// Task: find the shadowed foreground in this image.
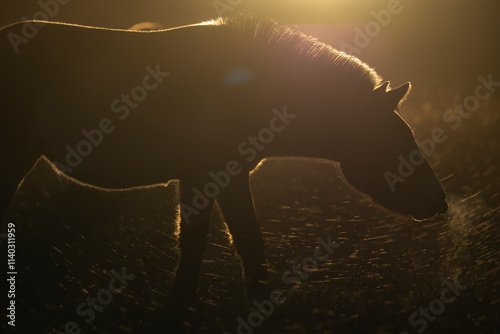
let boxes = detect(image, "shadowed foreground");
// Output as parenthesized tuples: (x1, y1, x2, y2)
(1, 150, 498, 333)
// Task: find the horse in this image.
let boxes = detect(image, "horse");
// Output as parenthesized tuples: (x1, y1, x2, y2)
(0, 15, 447, 307)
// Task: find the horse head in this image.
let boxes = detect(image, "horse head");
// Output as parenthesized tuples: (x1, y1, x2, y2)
(339, 82, 448, 220)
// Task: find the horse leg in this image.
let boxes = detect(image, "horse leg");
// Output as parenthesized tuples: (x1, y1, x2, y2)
(1, 156, 58, 224)
(172, 179, 213, 309)
(217, 174, 270, 302)
(0, 171, 28, 225)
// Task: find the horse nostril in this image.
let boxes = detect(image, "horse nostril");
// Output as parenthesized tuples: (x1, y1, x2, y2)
(436, 198, 448, 214)
(425, 195, 448, 216)
(434, 188, 448, 214)
(425, 178, 447, 203)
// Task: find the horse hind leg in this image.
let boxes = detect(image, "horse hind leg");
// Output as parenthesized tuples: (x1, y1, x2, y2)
(0, 156, 53, 224)
(0, 172, 26, 225)
(0, 159, 31, 222)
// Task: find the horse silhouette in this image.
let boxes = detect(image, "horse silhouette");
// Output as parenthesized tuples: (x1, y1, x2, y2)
(0, 15, 447, 306)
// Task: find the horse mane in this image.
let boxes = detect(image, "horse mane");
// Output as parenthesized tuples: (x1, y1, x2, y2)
(215, 14, 382, 93)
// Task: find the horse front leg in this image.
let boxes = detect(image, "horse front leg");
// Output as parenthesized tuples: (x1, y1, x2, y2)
(172, 179, 213, 309)
(217, 174, 270, 302)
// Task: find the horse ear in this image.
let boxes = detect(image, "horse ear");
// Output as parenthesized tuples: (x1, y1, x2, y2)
(386, 82, 411, 107)
(374, 82, 390, 93)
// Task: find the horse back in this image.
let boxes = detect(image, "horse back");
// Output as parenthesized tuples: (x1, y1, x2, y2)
(0, 21, 280, 187)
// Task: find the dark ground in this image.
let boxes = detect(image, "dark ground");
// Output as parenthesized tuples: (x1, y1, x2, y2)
(1, 1, 499, 333)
